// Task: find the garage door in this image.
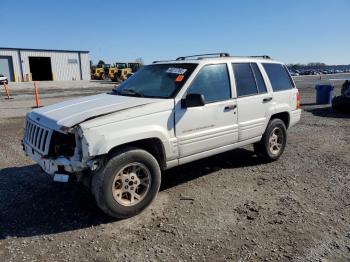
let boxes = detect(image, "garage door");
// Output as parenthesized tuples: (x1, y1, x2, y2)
(0, 56, 14, 81)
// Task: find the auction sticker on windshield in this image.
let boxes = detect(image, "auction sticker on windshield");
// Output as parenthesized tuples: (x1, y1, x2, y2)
(166, 68, 187, 75)
(175, 75, 185, 82)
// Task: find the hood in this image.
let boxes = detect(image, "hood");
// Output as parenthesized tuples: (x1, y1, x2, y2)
(28, 93, 162, 130)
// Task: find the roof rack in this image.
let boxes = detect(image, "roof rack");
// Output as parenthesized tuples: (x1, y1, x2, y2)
(152, 54, 271, 64)
(176, 53, 230, 61)
(247, 55, 271, 59)
(152, 59, 177, 64)
(227, 55, 271, 59)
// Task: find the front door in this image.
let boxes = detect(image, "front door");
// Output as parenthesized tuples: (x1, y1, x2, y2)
(175, 63, 238, 157)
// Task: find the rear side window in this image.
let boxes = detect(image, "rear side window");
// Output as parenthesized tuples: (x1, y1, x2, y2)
(262, 63, 295, 91)
(187, 64, 231, 103)
(233, 63, 267, 97)
(232, 63, 257, 97)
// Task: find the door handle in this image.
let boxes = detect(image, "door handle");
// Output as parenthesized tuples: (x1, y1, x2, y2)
(263, 97, 273, 103)
(224, 104, 237, 110)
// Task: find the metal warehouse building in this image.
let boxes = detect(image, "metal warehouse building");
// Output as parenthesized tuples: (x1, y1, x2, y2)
(0, 47, 90, 82)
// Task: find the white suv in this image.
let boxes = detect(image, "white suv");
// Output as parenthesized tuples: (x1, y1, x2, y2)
(0, 74, 8, 85)
(22, 53, 301, 218)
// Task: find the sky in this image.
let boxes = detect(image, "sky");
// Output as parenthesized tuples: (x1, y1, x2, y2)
(1, 0, 349, 65)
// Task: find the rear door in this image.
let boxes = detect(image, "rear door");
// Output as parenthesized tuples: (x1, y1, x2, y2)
(261, 63, 297, 112)
(175, 63, 238, 157)
(232, 63, 273, 141)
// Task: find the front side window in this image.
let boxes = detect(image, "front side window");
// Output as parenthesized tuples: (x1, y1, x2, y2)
(112, 63, 197, 98)
(262, 63, 295, 91)
(187, 64, 231, 103)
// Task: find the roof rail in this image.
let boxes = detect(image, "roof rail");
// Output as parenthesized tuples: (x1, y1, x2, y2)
(152, 59, 176, 64)
(248, 55, 271, 59)
(152, 54, 271, 64)
(176, 53, 230, 61)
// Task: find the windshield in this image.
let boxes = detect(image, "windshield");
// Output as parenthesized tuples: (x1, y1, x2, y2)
(112, 63, 198, 98)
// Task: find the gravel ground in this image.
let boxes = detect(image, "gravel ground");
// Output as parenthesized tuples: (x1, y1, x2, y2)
(0, 76, 349, 261)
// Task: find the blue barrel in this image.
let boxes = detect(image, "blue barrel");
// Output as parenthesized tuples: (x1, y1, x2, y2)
(315, 85, 334, 104)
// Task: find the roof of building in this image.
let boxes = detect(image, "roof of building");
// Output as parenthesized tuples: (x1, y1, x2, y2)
(0, 47, 89, 53)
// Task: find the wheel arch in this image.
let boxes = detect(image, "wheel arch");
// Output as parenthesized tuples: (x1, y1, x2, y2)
(269, 111, 290, 128)
(106, 138, 167, 169)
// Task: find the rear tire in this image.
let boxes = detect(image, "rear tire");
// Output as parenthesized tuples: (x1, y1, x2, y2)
(91, 147, 161, 218)
(254, 119, 287, 161)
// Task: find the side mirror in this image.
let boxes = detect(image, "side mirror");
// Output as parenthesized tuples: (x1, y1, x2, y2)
(181, 93, 205, 108)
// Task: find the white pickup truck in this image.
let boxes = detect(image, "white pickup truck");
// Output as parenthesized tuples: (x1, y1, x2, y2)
(22, 53, 301, 218)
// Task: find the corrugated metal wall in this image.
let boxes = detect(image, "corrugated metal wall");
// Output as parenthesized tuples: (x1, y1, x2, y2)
(80, 53, 91, 80)
(0, 50, 21, 82)
(21, 51, 84, 81)
(0, 49, 91, 81)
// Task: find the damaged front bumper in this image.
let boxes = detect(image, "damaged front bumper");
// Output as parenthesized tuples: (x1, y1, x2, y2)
(22, 140, 88, 176)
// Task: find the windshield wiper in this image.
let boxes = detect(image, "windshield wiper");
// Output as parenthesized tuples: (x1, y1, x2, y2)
(116, 88, 144, 97)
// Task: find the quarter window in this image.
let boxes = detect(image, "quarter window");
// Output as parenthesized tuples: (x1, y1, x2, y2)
(251, 63, 267, 94)
(262, 63, 295, 91)
(187, 64, 231, 103)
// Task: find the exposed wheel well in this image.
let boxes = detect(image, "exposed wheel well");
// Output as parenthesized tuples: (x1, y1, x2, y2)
(107, 138, 166, 169)
(270, 112, 290, 128)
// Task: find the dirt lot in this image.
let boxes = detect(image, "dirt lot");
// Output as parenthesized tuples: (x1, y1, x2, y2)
(0, 77, 349, 261)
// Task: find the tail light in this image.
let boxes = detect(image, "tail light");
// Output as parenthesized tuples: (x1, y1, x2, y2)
(296, 89, 301, 109)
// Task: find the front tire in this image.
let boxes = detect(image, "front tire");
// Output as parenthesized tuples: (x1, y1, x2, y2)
(92, 147, 161, 218)
(254, 119, 287, 161)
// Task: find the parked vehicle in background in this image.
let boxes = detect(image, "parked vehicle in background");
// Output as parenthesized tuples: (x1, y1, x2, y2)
(128, 62, 142, 73)
(111, 62, 142, 82)
(92, 64, 111, 80)
(332, 80, 350, 113)
(0, 74, 8, 84)
(22, 53, 301, 218)
(288, 69, 299, 76)
(108, 62, 128, 80)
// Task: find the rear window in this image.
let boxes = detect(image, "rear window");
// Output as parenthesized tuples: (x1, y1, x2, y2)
(262, 63, 295, 91)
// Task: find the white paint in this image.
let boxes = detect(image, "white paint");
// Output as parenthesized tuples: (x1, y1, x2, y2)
(28, 93, 163, 129)
(0, 75, 8, 82)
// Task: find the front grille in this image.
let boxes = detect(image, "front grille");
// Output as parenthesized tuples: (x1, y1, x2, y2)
(24, 118, 53, 155)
